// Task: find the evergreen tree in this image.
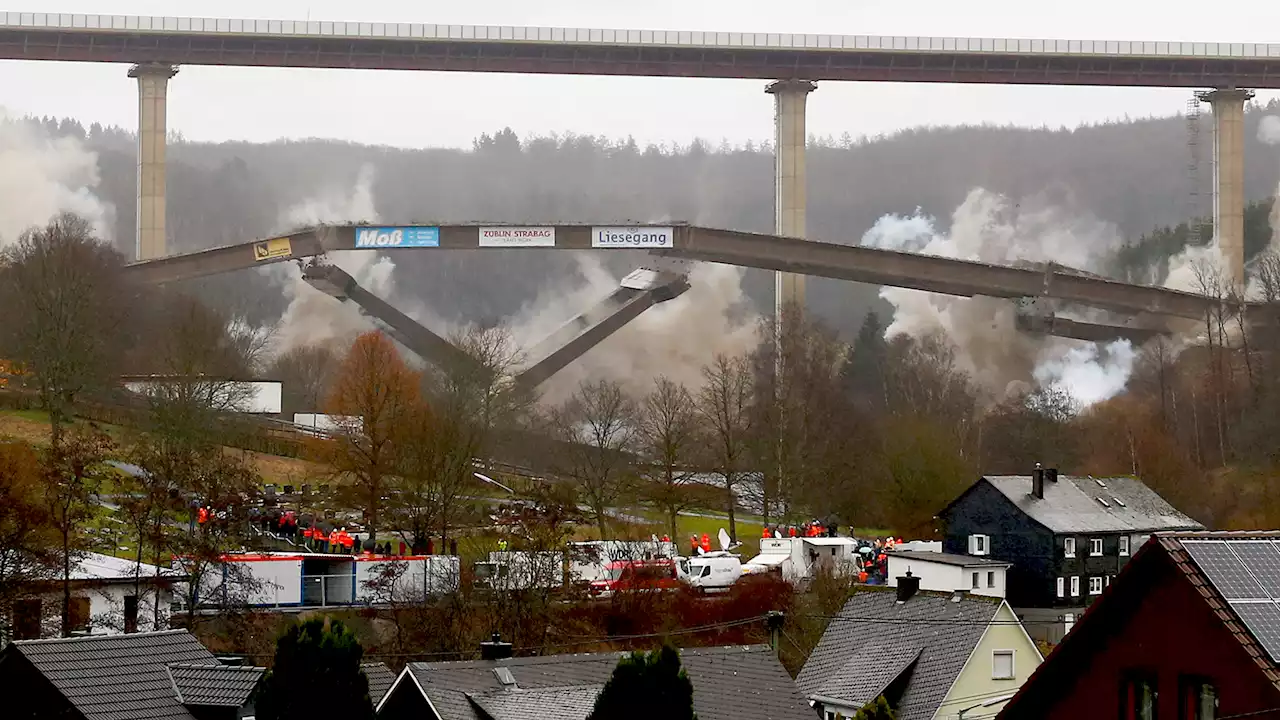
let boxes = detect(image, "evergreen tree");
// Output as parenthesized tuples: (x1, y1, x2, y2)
(852, 695, 896, 720)
(254, 617, 373, 720)
(843, 311, 888, 410)
(587, 646, 696, 720)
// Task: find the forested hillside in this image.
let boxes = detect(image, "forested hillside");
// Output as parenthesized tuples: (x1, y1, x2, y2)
(19, 98, 1280, 337)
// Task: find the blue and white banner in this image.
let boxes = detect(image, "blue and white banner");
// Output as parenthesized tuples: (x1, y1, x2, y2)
(354, 226, 440, 248)
(591, 226, 674, 248)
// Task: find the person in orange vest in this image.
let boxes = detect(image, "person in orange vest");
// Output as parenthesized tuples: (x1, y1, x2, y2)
(197, 507, 209, 525)
(328, 529, 341, 553)
(690, 535, 699, 555)
(342, 530, 355, 553)
(788, 526, 797, 538)
(700, 533, 711, 553)
(661, 534, 670, 543)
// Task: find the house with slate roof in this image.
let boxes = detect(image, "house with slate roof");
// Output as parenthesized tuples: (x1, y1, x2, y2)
(998, 531, 1280, 720)
(363, 661, 397, 707)
(938, 469, 1203, 642)
(376, 644, 812, 720)
(797, 578, 1041, 720)
(0, 629, 265, 720)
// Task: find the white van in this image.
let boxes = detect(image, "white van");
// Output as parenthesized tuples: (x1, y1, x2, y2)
(679, 552, 743, 593)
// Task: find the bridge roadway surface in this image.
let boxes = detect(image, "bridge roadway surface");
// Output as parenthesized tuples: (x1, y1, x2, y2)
(122, 224, 1219, 321)
(5, 12, 1280, 87)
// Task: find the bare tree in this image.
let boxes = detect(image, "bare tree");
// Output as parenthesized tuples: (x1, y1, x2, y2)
(549, 379, 638, 540)
(41, 425, 114, 636)
(323, 331, 421, 541)
(270, 343, 341, 417)
(697, 355, 754, 542)
(0, 214, 129, 445)
(637, 376, 703, 541)
(0, 443, 58, 643)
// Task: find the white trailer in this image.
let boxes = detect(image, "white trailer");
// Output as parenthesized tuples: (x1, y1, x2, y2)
(474, 551, 565, 591)
(742, 537, 863, 583)
(568, 540, 677, 585)
(179, 552, 458, 609)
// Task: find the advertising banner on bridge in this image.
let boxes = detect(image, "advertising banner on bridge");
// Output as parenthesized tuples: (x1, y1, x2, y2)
(478, 226, 556, 247)
(354, 226, 440, 248)
(253, 238, 292, 261)
(591, 227, 674, 249)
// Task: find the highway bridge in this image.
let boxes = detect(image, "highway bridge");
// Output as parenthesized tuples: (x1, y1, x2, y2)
(5, 12, 1261, 314)
(4, 13, 1280, 87)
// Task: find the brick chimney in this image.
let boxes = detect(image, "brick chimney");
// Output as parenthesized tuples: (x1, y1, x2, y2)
(896, 570, 921, 603)
(480, 632, 513, 661)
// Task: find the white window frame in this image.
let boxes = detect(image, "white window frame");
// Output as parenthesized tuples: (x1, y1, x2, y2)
(1119, 536, 1130, 556)
(1056, 577, 1065, 598)
(1064, 537, 1076, 558)
(987, 571, 996, 588)
(969, 534, 989, 556)
(1089, 576, 1103, 595)
(991, 649, 1015, 680)
(971, 571, 980, 589)
(1070, 576, 1080, 596)
(1090, 538, 1103, 556)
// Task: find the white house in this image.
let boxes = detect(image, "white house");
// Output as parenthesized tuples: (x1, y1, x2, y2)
(887, 550, 1011, 599)
(11, 552, 181, 640)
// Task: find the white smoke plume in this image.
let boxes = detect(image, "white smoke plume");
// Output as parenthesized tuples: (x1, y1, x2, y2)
(529, 258, 759, 401)
(1259, 115, 1280, 145)
(268, 164, 454, 357)
(0, 114, 113, 246)
(861, 188, 1136, 405)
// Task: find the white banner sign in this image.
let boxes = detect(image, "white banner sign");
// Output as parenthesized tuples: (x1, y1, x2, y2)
(478, 226, 556, 247)
(591, 226, 674, 249)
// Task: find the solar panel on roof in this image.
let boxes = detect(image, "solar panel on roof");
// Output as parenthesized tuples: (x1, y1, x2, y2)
(1183, 541, 1268, 599)
(1231, 603, 1280, 661)
(1230, 542, 1280, 597)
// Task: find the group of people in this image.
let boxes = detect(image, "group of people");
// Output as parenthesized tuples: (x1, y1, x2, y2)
(761, 520, 840, 539)
(854, 537, 901, 584)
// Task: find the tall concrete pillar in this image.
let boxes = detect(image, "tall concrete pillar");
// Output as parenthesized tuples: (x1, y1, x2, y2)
(766, 80, 816, 319)
(129, 63, 178, 261)
(1200, 88, 1254, 289)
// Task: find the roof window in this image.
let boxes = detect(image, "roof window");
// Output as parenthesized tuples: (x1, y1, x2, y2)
(1096, 497, 1111, 508)
(1113, 497, 1126, 507)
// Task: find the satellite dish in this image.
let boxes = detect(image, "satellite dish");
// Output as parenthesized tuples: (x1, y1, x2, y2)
(718, 528, 742, 553)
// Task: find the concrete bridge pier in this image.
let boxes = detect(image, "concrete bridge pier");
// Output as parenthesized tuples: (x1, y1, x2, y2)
(1199, 88, 1254, 290)
(129, 63, 178, 261)
(766, 80, 816, 319)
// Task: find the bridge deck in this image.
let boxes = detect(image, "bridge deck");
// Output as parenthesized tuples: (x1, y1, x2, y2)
(122, 223, 1217, 320)
(4, 13, 1280, 86)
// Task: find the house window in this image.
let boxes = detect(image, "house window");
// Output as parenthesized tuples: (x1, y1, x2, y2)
(1090, 577, 1104, 595)
(972, 572, 980, 589)
(826, 712, 837, 720)
(987, 571, 996, 588)
(992, 650, 1015, 680)
(1064, 537, 1076, 558)
(1057, 577, 1065, 598)
(1091, 538, 1103, 556)
(1120, 536, 1131, 556)
(1071, 576, 1081, 596)
(1179, 677, 1217, 720)
(1121, 674, 1157, 720)
(68, 596, 91, 633)
(124, 595, 139, 634)
(969, 534, 989, 555)
(13, 598, 41, 640)
(1064, 612, 1075, 632)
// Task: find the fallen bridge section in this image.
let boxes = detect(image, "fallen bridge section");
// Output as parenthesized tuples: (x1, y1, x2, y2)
(302, 262, 690, 388)
(123, 223, 1229, 322)
(516, 268, 691, 389)
(302, 263, 481, 374)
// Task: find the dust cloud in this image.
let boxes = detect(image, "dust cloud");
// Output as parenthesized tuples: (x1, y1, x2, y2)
(861, 188, 1137, 405)
(0, 115, 113, 246)
(267, 164, 455, 358)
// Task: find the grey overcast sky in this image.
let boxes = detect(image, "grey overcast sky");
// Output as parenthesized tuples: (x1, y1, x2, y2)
(4, 0, 1280, 148)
